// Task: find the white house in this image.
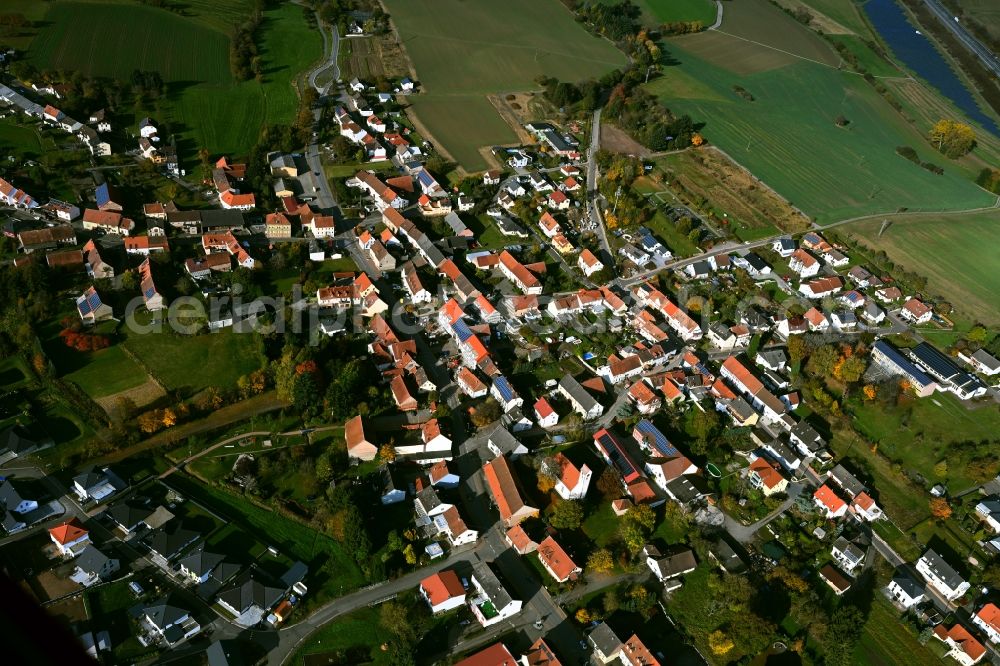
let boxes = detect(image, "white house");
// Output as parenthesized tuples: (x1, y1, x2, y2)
(468, 563, 521, 627)
(69, 546, 120, 587)
(533, 397, 559, 428)
(975, 499, 1000, 533)
(578, 248, 604, 277)
(490, 376, 523, 413)
(831, 536, 865, 573)
(643, 545, 696, 582)
(549, 453, 591, 501)
(420, 570, 466, 614)
(48, 519, 90, 557)
(886, 572, 926, 609)
(916, 549, 970, 601)
(933, 624, 986, 666)
(972, 604, 1000, 645)
(789, 249, 820, 277)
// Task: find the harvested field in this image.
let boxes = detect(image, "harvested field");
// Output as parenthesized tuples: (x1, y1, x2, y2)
(46, 596, 89, 625)
(667, 31, 799, 75)
(601, 123, 653, 157)
(95, 377, 167, 413)
(340, 35, 411, 81)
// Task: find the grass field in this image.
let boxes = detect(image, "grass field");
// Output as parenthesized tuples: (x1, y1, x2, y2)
(854, 597, 944, 666)
(122, 327, 262, 396)
(24, 0, 319, 159)
(848, 211, 1000, 325)
(0, 118, 44, 159)
(595, 0, 717, 26)
(289, 607, 392, 666)
(799, 0, 875, 36)
(382, 0, 626, 170)
(650, 32, 994, 221)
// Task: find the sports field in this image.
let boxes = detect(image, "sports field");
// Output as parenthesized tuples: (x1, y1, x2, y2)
(647, 0, 994, 223)
(848, 211, 1000, 325)
(24, 0, 319, 158)
(382, 0, 627, 170)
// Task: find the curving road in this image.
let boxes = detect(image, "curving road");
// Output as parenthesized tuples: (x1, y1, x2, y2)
(307, 17, 341, 94)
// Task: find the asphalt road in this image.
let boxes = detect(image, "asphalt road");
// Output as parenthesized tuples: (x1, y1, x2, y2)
(921, 0, 1000, 79)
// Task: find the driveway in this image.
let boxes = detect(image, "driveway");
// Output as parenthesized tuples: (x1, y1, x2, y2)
(724, 482, 803, 543)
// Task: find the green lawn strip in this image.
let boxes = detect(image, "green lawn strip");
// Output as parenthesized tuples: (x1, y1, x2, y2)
(289, 606, 394, 665)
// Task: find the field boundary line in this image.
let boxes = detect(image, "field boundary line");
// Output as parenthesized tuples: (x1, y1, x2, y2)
(712, 28, 845, 70)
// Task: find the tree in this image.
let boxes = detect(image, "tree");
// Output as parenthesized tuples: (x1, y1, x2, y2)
(806, 344, 839, 377)
(379, 444, 396, 464)
(929, 119, 975, 158)
(402, 543, 416, 565)
(787, 335, 807, 366)
(933, 460, 948, 479)
(708, 630, 734, 656)
(838, 355, 867, 383)
(596, 467, 621, 497)
(689, 407, 720, 453)
(470, 398, 501, 428)
(587, 548, 614, 573)
(575, 608, 593, 624)
(550, 499, 584, 530)
(929, 497, 952, 520)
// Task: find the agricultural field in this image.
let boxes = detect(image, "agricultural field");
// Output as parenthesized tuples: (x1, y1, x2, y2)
(649, 10, 994, 222)
(382, 0, 626, 170)
(595, 0, 717, 27)
(847, 211, 1000, 325)
(854, 597, 945, 666)
(22, 0, 320, 159)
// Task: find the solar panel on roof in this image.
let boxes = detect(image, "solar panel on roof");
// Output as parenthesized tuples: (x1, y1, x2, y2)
(77, 295, 93, 315)
(636, 419, 678, 457)
(452, 319, 474, 342)
(144, 287, 156, 299)
(493, 376, 515, 402)
(87, 291, 102, 311)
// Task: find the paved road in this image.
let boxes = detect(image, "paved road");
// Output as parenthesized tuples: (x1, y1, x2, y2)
(921, 0, 1000, 79)
(586, 108, 615, 273)
(708, 0, 724, 31)
(724, 482, 803, 543)
(306, 15, 341, 94)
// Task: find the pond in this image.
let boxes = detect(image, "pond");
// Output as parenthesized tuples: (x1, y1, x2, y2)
(863, 0, 999, 136)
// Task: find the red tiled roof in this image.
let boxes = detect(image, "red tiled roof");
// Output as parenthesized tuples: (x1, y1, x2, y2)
(454, 642, 518, 666)
(420, 569, 465, 606)
(749, 457, 786, 490)
(49, 518, 87, 545)
(977, 603, 1000, 633)
(534, 397, 555, 419)
(934, 624, 986, 662)
(814, 484, 846, 513)
(537, 535, 579, 581)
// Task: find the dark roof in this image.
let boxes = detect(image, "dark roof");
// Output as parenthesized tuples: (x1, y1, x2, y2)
(218, 570, 284, 614)
(920, 549, 965, 590)
(107, 501, 154, 531)
(0, 425, 41, 456)
(206, 640, 244, 666)
(589, 622, 623, 656)
(178, 543, 225, 578)
(666, 475, 711, 503)
(75, 545, 112, 574)
(145, 523, 200, 560)
(891, 570, 925, 597)
(143, 597, 188, 630)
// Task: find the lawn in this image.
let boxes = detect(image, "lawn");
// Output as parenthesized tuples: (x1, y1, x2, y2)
(163, 473, 365, 606)
(44, 338, 148, 399)
(122, 326, 262, 396)
(0, 117, 44, 159)
(595, 0, 717, 27)
(854, 597, 943, 666)
(289, 607, 392, 666)
(649, 10, 994, 223)
(87, 580, 157, 663)
(847, 212, 1000, 325)
(24, 0, 320, 160)
(381, 0, 627, 170)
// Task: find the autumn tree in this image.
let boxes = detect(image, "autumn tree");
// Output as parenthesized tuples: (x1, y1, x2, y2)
(587, 548, 614, 573)
(619, 505, 656, 555)
(708, 630, 734, 656)
(550, 499, 584, 530)
(470, 398, 501, 428)
(379, 444, 396, 464)
(596, 467, 622, 497)
(930, 119, 975, 158)
(575, 608, 594, 624)
(786, 335, 807, 367)
(929, 497, 952, 520)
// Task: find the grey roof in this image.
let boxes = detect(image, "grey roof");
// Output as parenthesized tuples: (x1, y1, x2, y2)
(829, 464, 866, 497)
(832, 537, 865, 564)
(472, 561, 514, 610)
(178, 543, 225, 578)
(487, 426, 523, 455)
(0, 426, 42, 456)
(146, 524, 200, 560)
(559, 374, 599, 413)
(381, 467, 401, 496)
(75, 545, 112, 574)
(711, 539, 745, 573)
(0, 479, 28, 514)
(891, 571, 925, 597)
(756, 349, 787, 368)
(789, 421, 824, 451)
(651, 549, 697, 578)
(280, 561, 308, 589)
(971, 349, 1000, 372)
(920, 549, 965, 590)
(72, 471, 105, 490)
(589, 622, 623, 656)
(107, 501, 154, 531)
(218, 570, 284, 614)
(144, 597, 189, 630)
(416, 485, 444, 513)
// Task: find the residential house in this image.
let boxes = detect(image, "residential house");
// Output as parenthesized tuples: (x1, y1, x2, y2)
(217, 570, 286, 627)
(457, 367, 488, 398)
(69, 546, 119, 587)
(124, 236, 169, 255)
(886, 571, 926, 609)
(588, 623, 624, 664)
(644, 544, 696, 582)
(456, 643, 518, 666)
(178, 544, 229, 585)
(975, 498, 1000, 533)
(578, 248, 604, 277)
(533, 397, 558, 428)
(72, 468, 121, 503)
(799, 276, 843, 299)
(972, 604, 1000, 645)
(141, 597, 201, 646)
(960, 349, 1000, 377)
(819, 564, 852, 596)
(933, 624, 986, 666)
(851, 492, 884, 522)
(901, 297, 933, 324)
(490, 376, 523, 413)
(813, 484, 848, 519)
(265, 213, 292, 239)
(146, 523, 200, 565)
(557, 374, 604, 419)
(536, 536, 581, 583)
(748, 457, 788, 496)
(420, 570, 466, 614)
(916, 549, 970, 601)
(76, 287, 113, 325)
(772, 237, 796, 257)
(345, 415, 377, 461)
(49, 519, 90, 556)
(789, 249, 820, 277)
(467, 562, 522, 627)
(831, 536, 865, 573)
(82, 240, 114, 279)
(82, 208, 134, 236)
(487, 426, 528, 459)
(429, 460, 460, 488)
(483, 455, 538, 527)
